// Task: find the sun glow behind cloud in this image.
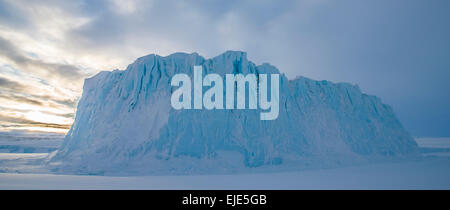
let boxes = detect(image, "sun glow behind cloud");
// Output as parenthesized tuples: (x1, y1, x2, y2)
(0, 1, 91, 133)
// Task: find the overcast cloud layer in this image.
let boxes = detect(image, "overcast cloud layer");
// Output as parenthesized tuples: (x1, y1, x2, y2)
(0, 0, 449, 136)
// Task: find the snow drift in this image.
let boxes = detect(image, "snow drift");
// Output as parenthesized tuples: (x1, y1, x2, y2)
(52, 51, 419, 175)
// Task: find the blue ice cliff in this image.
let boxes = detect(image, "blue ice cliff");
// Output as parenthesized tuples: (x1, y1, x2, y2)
(51, 51, 419, 175)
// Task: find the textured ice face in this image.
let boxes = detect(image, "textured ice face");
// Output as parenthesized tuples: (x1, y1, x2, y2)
(170, 65, 280, 120)
(52, 51, 419, 175)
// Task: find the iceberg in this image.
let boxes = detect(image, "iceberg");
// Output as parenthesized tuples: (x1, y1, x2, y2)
(52, 51, 419, 175)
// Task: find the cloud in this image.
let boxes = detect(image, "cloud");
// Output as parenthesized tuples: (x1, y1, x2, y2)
(0, 0, 30, 29)
(0, 113, 71, 129)
(0, 74, 78, 109)
(0, 76, 27, 91)
(0, 94, 43, 106)
(0, 36, 85, 82)
(35, 94, 78, 108)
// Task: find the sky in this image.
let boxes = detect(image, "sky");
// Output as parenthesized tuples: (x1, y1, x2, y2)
(0, 0, 449, 136)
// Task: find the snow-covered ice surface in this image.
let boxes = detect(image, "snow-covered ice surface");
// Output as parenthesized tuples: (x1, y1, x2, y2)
(416, 137, 450, 158)
(0, 132, 449, 189)
(0, 129, 449, 189)
(0, 131, 63, 153)
(0, 131, 63, 174)
(416, 138, 450, 148)
(0, 157, 449, 189)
